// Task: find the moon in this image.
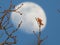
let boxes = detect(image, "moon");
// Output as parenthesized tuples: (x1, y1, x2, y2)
(11, 2, 47, 34)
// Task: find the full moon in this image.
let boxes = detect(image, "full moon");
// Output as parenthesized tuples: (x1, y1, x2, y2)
(11, 2, 47, 34)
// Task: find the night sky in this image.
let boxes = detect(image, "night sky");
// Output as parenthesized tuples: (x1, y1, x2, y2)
(0, 0, 60, 45)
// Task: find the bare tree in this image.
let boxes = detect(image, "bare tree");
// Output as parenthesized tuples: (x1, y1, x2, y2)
(0, 0, 23, 29)
(0, 0, 23, 45)
(33, 17, 48, 45)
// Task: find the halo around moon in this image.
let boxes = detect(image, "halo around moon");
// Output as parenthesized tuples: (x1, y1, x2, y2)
(11, 2, 47, 34)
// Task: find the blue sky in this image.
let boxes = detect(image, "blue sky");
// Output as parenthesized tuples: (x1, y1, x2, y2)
(0, 0, 60, 45)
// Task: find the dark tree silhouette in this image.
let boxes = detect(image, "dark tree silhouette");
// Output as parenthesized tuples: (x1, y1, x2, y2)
(0, 0, 23, 45)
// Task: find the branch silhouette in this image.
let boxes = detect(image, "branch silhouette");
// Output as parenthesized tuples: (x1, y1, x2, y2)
(0, 0, 23, 30)
(33, 17, 48, 45)
(0, 0, 23, 45)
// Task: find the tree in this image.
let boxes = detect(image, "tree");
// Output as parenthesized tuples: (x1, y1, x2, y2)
(0, 0, 23, 45)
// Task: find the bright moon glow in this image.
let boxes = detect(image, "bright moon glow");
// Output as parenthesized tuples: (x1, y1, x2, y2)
(11, 2, 47, 34)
